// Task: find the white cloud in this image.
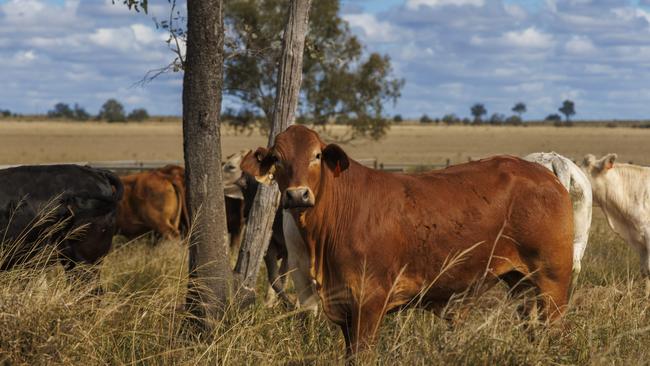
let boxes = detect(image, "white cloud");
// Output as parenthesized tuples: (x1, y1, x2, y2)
(504, 4, 527, 20)
(406, 0, 484, 9)
(501, 27, 555, 49)
(130, 24, 167, 45)
(13, 50, 37, 63)
(504, 82, 545, 94)
(565, 35, 596, 55)
(584, 64, 616, 74)
(439, 83, 465, 98)
(343, 13, 400, 42)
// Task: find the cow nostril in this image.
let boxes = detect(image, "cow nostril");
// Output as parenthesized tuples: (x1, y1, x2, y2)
(302, 190, 310, 201)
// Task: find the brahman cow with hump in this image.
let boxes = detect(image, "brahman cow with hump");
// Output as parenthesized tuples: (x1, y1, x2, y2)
(116, 165, 189, 241)
(241, 125, 574, 356)
(0, 164, 123, 271)
(581, 154, 650, 289)
(525, 152, 592, 294)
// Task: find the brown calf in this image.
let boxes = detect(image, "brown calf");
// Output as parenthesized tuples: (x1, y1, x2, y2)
(242, 125, 574, 356)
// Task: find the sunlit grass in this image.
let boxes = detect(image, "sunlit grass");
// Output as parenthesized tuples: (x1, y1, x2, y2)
(1, 210, 649, 365)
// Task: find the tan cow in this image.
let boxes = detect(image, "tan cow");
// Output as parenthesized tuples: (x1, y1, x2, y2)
(581, 154, 650, 290)
(242, 125, 574, 357)
(116, 166, 188, 241)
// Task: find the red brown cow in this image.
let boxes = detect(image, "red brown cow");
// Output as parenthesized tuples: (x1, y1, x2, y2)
(116, 165, 188, 241)
(241, 125, 574, 357)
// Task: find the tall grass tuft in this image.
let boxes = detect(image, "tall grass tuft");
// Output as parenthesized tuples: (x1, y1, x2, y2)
(1, 210, 650, 364)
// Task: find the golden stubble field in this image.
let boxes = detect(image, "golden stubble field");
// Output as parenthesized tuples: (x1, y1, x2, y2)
(1, 120, 649, 165)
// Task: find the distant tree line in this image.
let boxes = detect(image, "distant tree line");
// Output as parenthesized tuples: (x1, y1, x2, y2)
(401, 99, 577, 126)
(46, 99, 149, 122)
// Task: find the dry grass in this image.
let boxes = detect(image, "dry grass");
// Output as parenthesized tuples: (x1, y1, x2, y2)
(2, 121, 650, 166)
(1, 210, 650, 365)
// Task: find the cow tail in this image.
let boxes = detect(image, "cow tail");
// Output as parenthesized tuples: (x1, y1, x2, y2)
(170, 178, 190, 236)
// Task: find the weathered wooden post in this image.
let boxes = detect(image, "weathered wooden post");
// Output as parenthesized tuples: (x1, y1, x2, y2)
(234, 0, 313, 296)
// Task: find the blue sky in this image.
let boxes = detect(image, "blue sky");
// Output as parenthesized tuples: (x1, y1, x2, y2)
(2, 0, 650, 120)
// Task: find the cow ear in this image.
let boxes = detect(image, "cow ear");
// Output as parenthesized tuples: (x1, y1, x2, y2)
(240, 147, 276, 184)
(322, 144, 350, 177)
(582, 154, 596, 169)
(600, 153, 617, 170)
(223, 184, 244, 200)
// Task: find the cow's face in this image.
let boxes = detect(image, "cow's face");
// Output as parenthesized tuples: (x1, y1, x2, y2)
(222, 150, 250, 200)
(581, 153, 617, 178)
(240, 125, 349, 209)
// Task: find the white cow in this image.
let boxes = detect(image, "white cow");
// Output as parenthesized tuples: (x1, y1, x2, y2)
(525, 152, 593, 295)
(581, 154, 650, 289)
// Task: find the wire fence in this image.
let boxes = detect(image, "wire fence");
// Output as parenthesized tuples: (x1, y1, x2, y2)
(0, 158, 454, 174)
(5, 157, 641, 174)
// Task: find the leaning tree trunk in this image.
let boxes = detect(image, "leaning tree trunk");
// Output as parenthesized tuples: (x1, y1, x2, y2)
(234, 0, 312, 295)
(183, 0, 232, 326)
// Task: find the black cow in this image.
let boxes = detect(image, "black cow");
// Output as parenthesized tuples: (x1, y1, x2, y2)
(0, 164, 123, 271)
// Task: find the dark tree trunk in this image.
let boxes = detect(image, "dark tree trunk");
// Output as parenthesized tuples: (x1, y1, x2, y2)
(183, 0, 232, 325)
(234, 0, 312, 293)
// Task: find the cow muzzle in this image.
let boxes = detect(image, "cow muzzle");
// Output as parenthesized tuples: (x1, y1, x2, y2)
(284, 187, 315, 209)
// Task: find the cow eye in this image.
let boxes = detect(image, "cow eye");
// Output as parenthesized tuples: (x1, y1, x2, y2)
(315, 153, 321, 160)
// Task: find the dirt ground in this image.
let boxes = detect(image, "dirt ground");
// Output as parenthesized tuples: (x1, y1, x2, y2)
(1, 121, 649, 165)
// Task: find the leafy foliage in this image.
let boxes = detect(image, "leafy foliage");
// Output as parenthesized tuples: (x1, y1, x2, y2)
(127, 108, 150, 122)
(442, 113, 460, 125)
(488, 113, 505, 125)
(47, 103, 91, 121)
(98, 99, 126, 123)
(512, 102, 526, 118)
(559, 100, 576, 122)
(47, 103, 74, 119)
(470, 103, 487, 124)
(419, 114, 433, 124)
(505, 115, 522, 125)
(224, 0, 404, 139)
(546, 113, 562, 122)
(393, 114, 403, 123)
(112, 0, 148, 13)
(73, 104, 91, 121)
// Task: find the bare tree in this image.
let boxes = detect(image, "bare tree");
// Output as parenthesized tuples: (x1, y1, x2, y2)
(183, 0, 232, 325)
(234, 0, 312, 297)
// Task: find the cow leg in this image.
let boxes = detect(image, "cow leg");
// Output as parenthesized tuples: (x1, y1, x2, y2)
(158, 221, 180, 242)
(533, 275, 569, 323)
(641, 228, 650, 297)
(277, 249, 289, 294)
(343, 296, 386, 361)
(229, 226, 243, 251)
(283, 210, 318, 312)
(264, 241, 281, 307)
